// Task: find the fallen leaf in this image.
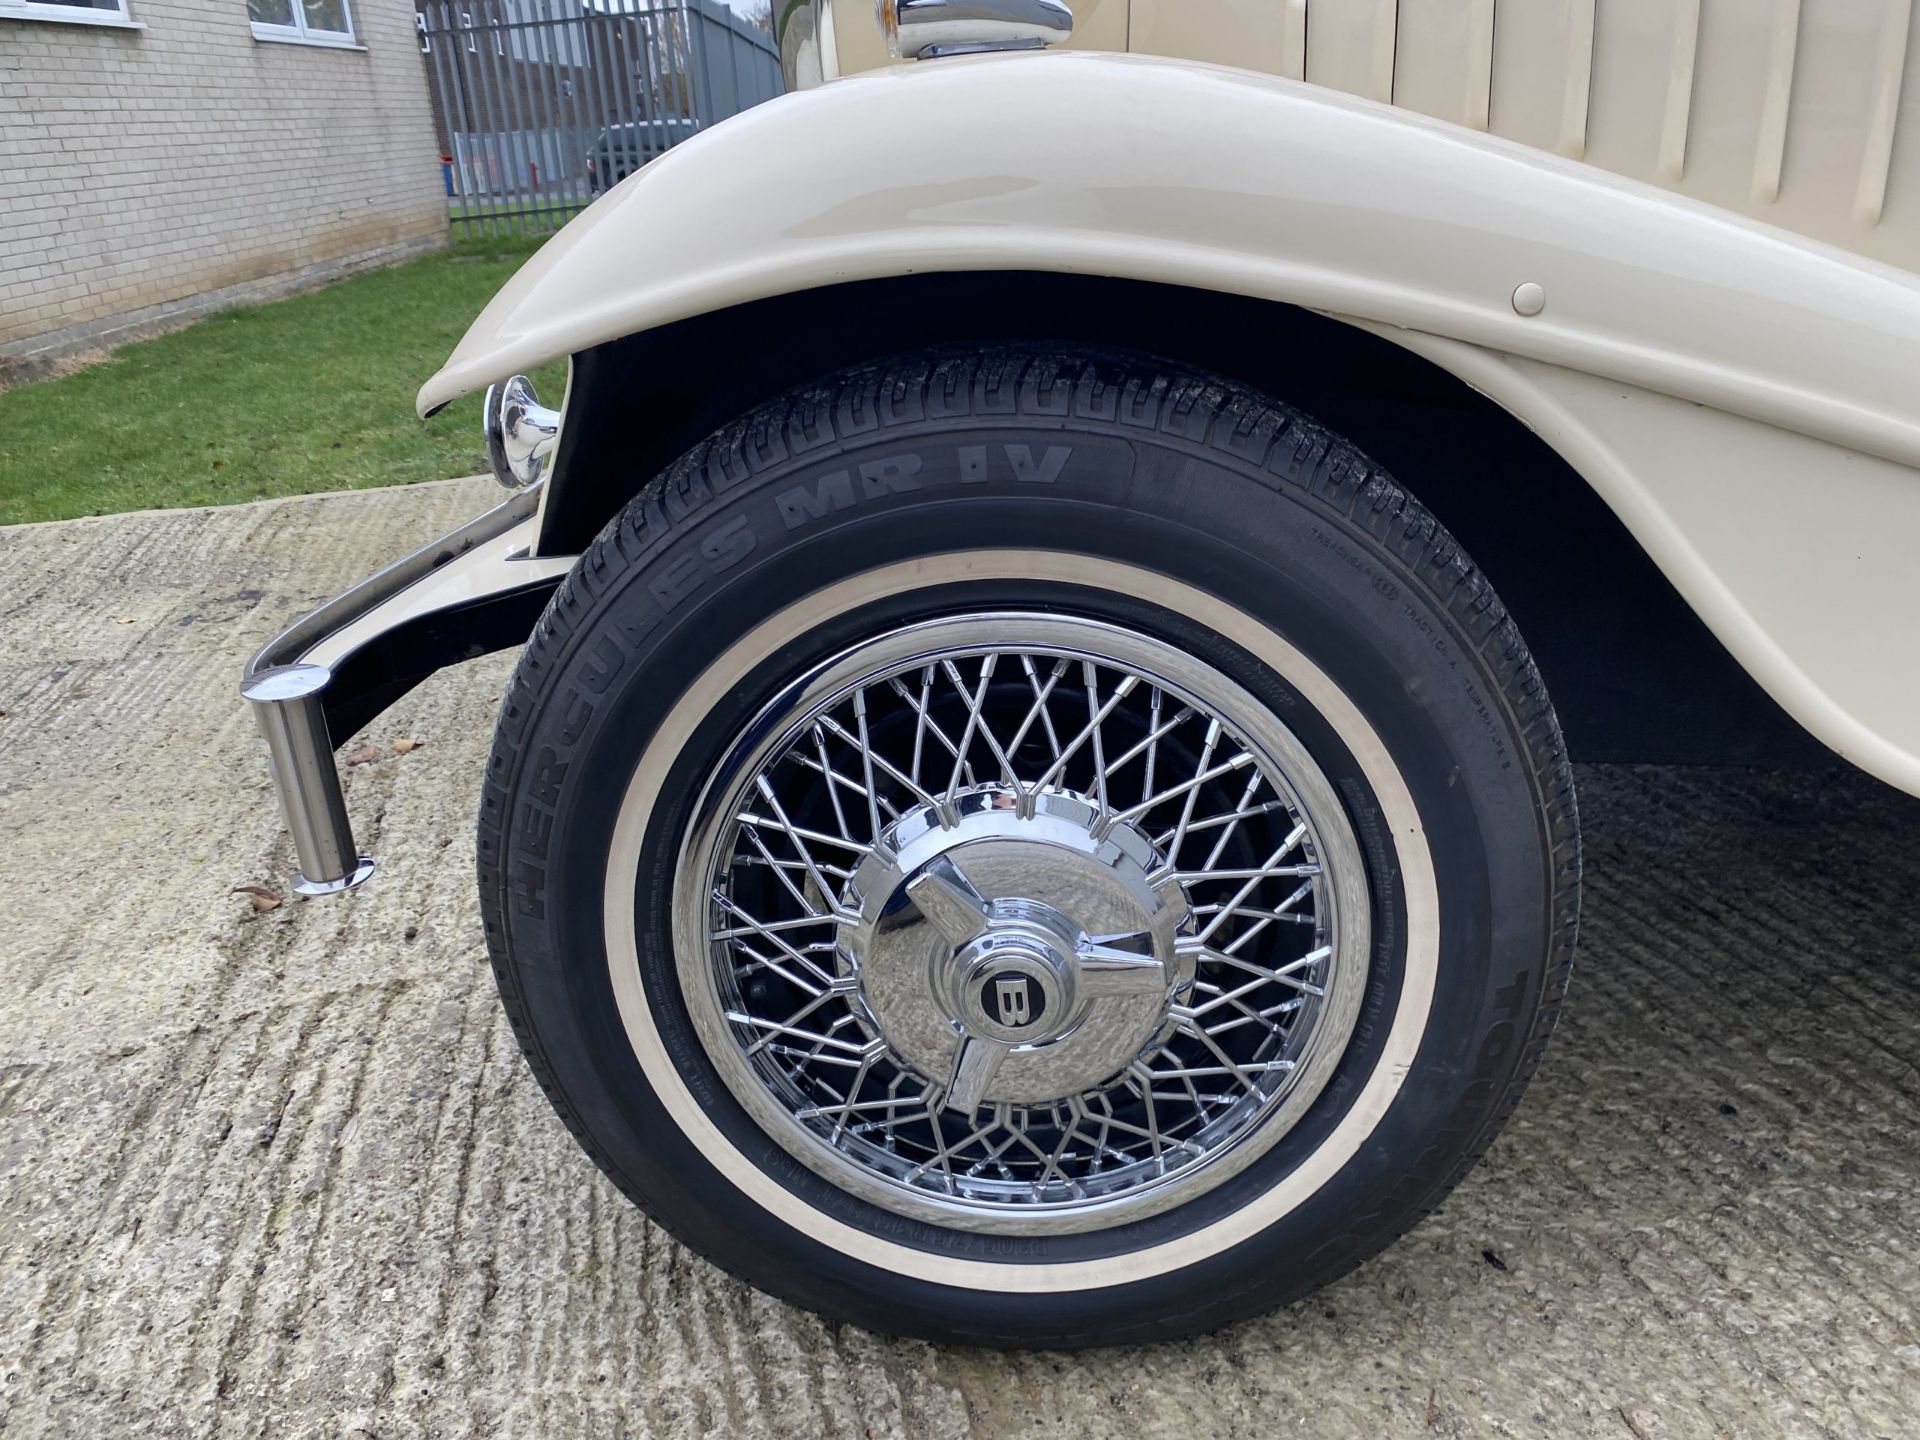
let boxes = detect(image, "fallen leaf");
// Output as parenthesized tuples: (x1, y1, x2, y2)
(231, 884, 283, 913)
(392, 737, 426, 754)
(345, 745, 380, 766)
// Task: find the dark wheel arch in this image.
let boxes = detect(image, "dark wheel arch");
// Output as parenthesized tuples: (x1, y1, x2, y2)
(536, 271, 1828, 770)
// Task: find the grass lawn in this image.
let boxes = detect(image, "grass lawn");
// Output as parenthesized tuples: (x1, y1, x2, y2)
(0, 238, 566, 526)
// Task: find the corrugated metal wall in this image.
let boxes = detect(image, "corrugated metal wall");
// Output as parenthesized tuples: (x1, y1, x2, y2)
(1127, 0, 1916, 268)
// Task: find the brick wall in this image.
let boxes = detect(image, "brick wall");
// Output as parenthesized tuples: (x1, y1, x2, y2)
(0, 0, 448, 369)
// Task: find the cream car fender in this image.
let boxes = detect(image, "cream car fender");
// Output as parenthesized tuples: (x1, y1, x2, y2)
(417, 50, 1920, 795)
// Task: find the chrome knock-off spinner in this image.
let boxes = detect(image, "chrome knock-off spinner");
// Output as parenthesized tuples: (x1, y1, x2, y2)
(842, 787, 1193, 1111)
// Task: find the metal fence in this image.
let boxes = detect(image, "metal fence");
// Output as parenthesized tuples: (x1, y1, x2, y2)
(416, 0, 782, 240)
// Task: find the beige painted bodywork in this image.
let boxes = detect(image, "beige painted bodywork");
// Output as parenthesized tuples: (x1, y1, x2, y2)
(419, 45, 1920, 794)
(829, 0, 1920, 271)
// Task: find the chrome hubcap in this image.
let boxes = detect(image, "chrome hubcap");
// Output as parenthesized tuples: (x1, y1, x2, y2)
(674, 613, 1369, 1233)
(845, 787, 1192, 1110)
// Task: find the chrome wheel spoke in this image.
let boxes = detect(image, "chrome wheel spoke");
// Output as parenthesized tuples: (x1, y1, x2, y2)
(681, 615, 1366, 1232)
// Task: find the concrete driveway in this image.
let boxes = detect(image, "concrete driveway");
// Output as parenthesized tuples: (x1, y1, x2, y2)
(2, 479, 1916, 1439)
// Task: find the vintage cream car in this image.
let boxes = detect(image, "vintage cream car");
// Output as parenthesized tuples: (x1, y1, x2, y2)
(241, 0, 1920, 1345)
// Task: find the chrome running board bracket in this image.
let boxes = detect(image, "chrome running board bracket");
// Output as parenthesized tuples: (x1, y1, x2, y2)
(239, 484, 573, 895)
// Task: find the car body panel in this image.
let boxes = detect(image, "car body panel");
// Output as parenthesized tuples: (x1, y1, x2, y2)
(416, 53, 1919, 468)
(819, 0, 1920, 273)
(1367, 328, 1920, 795)
(415, 48, 1920, 796)
(585, 118, 697, 194)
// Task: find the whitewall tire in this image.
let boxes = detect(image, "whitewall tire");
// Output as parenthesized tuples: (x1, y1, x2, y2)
(478, 345, 1580, 1346)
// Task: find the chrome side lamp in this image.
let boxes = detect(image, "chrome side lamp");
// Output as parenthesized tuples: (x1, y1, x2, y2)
(878, 0, 1073, 59)
(483, 374, 562, 490)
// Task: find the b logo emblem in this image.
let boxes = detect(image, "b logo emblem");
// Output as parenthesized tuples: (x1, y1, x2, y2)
(992, 975, 1034, 1028)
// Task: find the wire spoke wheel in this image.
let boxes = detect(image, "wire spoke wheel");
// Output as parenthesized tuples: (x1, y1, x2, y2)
(487, 345, 1578, 1342)
(674, 613, 1370, 1233)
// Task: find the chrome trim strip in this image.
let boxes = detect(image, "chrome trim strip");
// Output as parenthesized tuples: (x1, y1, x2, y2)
(247, 486, 541, 677)
(239, 485, 572, 895)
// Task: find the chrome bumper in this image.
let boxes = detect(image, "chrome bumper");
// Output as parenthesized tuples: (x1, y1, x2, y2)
(240, 486, 575, 896)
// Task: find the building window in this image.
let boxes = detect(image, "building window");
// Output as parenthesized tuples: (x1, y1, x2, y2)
(0, 0, 142, 29)
(248, 0, 356, 47)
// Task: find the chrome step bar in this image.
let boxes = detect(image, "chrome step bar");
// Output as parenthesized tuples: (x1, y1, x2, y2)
(240, 484, 573, 896)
